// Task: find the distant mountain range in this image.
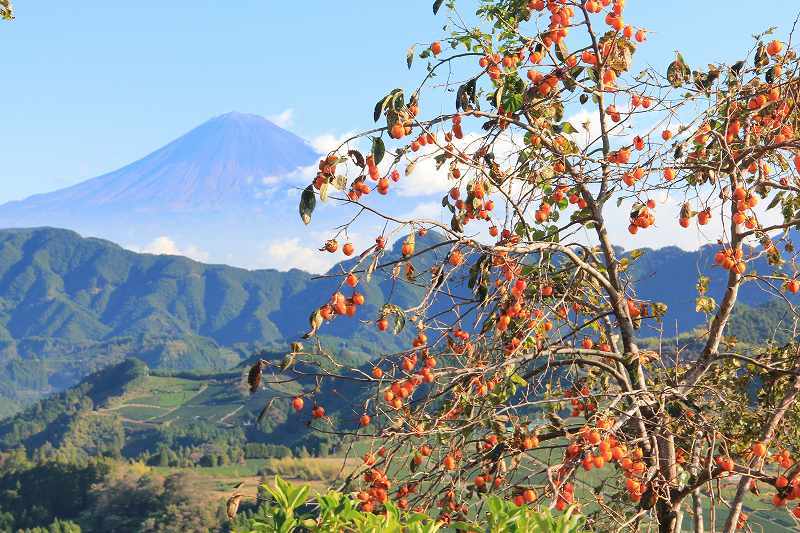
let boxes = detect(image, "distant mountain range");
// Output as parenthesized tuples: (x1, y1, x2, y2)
(0, 226, 796, 421)
(0, 227, 431, 417)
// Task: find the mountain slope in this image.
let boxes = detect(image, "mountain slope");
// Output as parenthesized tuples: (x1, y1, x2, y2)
(0, 227, 428, 416)
(0, 357, 362, 459)
(629, 242, 798, 333)
(0, 226, 796, 419)
(1, 288, 792, 463)
(1, 112, 318, 212)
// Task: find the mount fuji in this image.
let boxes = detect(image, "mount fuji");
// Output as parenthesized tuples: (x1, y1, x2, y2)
(0, 112, 327, 268)
(4, 112, 319, 211)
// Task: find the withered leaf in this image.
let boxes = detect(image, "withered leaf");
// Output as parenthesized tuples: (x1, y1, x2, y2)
(247, 361, 264, 394)
(348, 149, 365, 168)
(226, 494, 242, 519)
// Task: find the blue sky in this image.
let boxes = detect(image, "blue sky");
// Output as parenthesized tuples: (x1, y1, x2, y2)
(0, 0, 800, 205)
(3, 1, 800, 206)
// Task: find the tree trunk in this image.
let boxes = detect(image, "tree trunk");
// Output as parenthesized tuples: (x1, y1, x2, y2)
(691, 488, 704, 533)
(657, 501, 680, 533)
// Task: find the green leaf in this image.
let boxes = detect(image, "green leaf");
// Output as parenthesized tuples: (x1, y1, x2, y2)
(299, 185, 316, 225)
(554, 40, 566, 63)
(305, 309, 324, 338)
(371, 137, 386, 165)
(510, 374, 527, 386)
(390, 310, 405, 333)
(347, 149, 365, 168)
(451, 214, 463, 233)
(456, 78, 477, 111)
(555, 122, 578, 134)
(696, 275, 710, 295)
(286, 484, 309, 511)
(372, 89, 404, 122)
(695, 296, 716, 314)
(381, 304, 406, 334)
(562, 66, 583, 92)
(390, 90, 405, 111)
(374, 96, 388, 122)
(667, 52, 691, 88)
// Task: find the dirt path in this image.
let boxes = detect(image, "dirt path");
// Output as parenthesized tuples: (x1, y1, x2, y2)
(219, 404, 245, 425)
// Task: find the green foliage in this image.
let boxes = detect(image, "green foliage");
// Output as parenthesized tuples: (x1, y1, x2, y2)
(0, 454, 228, 532)
(0, 0, 12, 20)
(0, 356, 352, 465)
(0, 459, 110, 531)
(484, 496, 588, 533)
(237, 477, 589, 533)
(16, 518, 82, 533)
(80, 470, 221, 533)
(725, 299, 796, 344)
(0, 359, 145, 454)
(240, 476, 445, 533)
(244, 442, 292, 459)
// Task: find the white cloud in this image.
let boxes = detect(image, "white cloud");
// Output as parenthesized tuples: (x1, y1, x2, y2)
(402, 201, 445, 220)
(268, 108, 294, 128)
(260, 238, 334, 274)
(310, 131, 356, 154)
(565, 109, 603, 149)
(249, 165, 318, 195)
(395, 159, 451, 197)
(127, 236, 210, 262)
(395, 132, 489, 198)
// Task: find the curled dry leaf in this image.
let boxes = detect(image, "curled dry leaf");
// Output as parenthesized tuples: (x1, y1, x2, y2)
(226, 493, 242, 519)
(247, 360, 264, 394)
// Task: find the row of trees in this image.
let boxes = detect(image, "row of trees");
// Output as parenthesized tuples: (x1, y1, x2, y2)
(0, 452, 227, 532)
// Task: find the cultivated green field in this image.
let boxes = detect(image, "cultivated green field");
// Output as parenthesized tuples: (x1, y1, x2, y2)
(100, 373, 249, 426)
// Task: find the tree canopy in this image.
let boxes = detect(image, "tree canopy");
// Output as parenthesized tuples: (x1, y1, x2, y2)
(246, 0, 800, 531)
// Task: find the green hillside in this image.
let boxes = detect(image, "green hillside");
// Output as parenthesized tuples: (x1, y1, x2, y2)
(0, 227, 429, 417)
(0, 226, 794, 423)
(0, 357, 362, 463)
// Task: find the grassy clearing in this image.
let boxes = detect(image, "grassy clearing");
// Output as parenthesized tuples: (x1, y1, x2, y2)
(102, 375, 210, 421)
(144, 456, 357, 504)
(151, 458, 266, 477)
(115, 405, 171, 420)
(160, 382, 243, 422)
(259, 456, 355, 482)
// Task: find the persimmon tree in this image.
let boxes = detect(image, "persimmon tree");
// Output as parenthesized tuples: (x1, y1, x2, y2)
(1, 0, 12, 21)
(253, 1, 800, 531)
